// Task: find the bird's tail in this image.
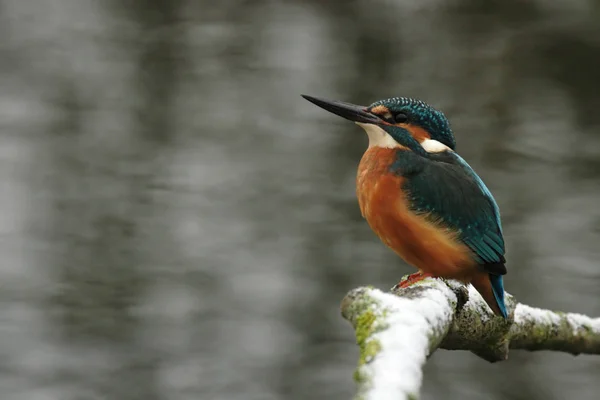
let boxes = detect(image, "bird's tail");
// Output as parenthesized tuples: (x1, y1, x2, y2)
(471, 272, 508, 319)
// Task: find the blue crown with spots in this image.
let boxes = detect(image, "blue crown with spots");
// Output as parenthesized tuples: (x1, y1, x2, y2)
(370, 97, 456, 150)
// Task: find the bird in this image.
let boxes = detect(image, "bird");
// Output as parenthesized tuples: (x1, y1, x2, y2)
(301, 94, 508, 319)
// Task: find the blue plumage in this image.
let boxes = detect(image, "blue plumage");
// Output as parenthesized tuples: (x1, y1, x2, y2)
(489, 274, 508, 318)
(453, 153, 504, 235)
(369, 97, 456, 150)
(300, 93, 510, 318)
(390, 150, 506, 267)
(389, 146, 508, 316)
(379, 97, 509, 318)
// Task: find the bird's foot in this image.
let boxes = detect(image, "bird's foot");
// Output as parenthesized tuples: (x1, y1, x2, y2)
(393, 271, 435, 290)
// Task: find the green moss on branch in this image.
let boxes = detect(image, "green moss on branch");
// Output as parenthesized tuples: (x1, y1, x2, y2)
(341, 278, 600, 399)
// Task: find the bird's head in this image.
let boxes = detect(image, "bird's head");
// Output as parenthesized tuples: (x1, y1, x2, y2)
(301, 95, 456, 154)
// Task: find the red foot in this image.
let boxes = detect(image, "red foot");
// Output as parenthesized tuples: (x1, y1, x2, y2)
(394, 271, 435, 289)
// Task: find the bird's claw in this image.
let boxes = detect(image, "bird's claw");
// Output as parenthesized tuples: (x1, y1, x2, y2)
(393, 271, 435, 290)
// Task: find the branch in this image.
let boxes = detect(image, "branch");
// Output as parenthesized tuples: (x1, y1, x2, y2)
(340, 278, 600, 400)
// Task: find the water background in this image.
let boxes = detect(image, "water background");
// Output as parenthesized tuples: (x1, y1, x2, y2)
(1, 1, 599, 399)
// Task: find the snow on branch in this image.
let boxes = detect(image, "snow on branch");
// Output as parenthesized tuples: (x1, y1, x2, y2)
(340, 277, 600, 400)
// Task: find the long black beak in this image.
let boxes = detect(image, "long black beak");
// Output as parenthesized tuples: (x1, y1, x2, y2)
(301, 94, 382, 124)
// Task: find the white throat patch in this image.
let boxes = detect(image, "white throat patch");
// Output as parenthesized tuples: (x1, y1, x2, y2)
(356, 123, 402, 149)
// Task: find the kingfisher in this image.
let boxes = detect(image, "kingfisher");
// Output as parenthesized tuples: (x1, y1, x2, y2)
(301, 94, 508, 318)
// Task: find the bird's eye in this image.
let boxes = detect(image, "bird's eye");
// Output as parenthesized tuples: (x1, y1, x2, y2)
(394, 113, 408, 123)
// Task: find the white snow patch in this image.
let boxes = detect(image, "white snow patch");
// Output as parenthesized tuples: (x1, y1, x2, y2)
(463, 284, 492, 323)
(516, 304, 600, 335)
(515, 304, 562, 326)
(361, 285, 455, 400)
(564, 313, 600, 335)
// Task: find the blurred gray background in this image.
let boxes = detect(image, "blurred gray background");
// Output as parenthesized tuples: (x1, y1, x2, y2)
(1, 0, 599, 399)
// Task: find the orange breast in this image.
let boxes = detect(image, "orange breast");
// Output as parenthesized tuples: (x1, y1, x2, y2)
(356, 147, 475, 281)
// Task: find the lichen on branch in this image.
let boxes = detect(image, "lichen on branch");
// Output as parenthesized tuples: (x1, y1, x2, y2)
(340, 277, 600, 400)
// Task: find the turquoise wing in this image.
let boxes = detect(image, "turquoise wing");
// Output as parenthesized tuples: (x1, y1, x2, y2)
(391, 150, 506, 274)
